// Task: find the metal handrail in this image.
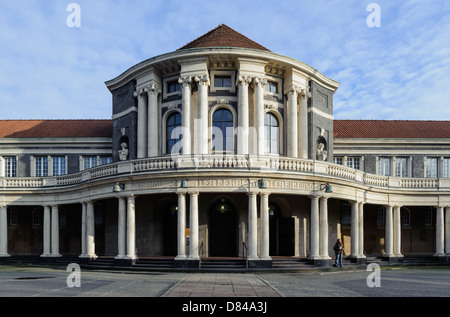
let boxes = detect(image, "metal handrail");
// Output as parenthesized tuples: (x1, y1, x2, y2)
(242, 241, 247, 259)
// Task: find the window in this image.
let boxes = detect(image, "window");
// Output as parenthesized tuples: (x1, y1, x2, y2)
(401, 208, 410, 226)
(395, 158, 408, 177)
(264, 113, 279, 154)
(426, 158, 438, 178)
(377, 207, 385, 226)
(84, 156, 97, 170)
(425, 207, 433, 226)
(101, 156, 112, 165)
(214, 76, 232, 88)
(32, 207, 42, 226)
(4, 157, 17, 177)
(166, 112, 182, 154)
(265, 81, 278, 93)
(9, 207, 17, 226)
(35, 156, 48, 177)
(167, 80, 181, 93)
(378, 157, 391, 176)
(333, 157, 343, 165)
(53, 156, 66, 176)
(443, 158, 450, 178)
(212, 108, 234, 152)
(341, 203, 351, 226)
(347, 157, 360, 170)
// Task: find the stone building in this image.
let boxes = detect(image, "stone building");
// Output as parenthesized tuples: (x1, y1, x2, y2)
(0, 25, 449, 268)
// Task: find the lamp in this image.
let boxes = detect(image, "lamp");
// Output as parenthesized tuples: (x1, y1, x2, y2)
(320, 183, 333, 193)
(113, 183, 125, 193)
(180, 180, 188, 188)
(258, 179, 266, 189)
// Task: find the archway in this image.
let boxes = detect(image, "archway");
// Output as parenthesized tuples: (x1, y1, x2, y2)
(209, 198, 237, 257)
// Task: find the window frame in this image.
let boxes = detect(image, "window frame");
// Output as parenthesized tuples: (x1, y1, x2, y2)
(264, 112, 280, 155)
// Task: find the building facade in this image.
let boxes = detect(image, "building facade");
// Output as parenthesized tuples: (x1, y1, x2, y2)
(0, 25, 449, 268)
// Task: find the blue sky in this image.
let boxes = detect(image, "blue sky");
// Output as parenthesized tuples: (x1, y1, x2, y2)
(0, 0, 449, 120)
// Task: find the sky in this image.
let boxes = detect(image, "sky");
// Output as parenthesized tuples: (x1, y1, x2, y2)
(0, 0, 449, 120)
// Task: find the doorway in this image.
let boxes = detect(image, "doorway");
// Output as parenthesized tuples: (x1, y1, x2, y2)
(209, 198, 237, 257)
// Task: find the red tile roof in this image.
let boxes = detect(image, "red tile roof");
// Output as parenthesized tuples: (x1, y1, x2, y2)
(0, 120, 112, 138)
(178, 24, 270, 51)
(334, 120, 450, 139)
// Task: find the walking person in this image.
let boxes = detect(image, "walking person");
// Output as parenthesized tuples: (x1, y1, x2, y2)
(333, 239, 344, 267)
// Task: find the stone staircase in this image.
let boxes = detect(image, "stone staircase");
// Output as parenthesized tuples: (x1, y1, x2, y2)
(200, 258, 247, 270)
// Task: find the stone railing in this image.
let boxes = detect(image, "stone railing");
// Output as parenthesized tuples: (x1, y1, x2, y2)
(0, 155, 446, 191)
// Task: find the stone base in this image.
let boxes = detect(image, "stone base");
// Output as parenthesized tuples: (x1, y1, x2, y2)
(313, 258, 332, 267)
(247, 259, 272, 268)
(381, 254, 399, 264)
(437, 255, 450, 264)
(349, 256, 367, 264)
(114, 257, 136, 266)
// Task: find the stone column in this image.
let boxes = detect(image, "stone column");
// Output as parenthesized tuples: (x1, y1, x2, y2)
(254, 77, 266, 156)
(86, 201, 97, 259)
(116, 197, 126, 259)
(350, 201, 359, 259)
(319, 196, 330, 259)
(385, 205, 394, 257)
(436, 206, 445, 256)
(248, 192, 259, 260)
(188, 192, 199, 260)
(358, 202, 366, 259)
(393, 206, 402, 257)
(147, 83, 160, 157)
(298, 89, 310, 159)
(445, 207, 450, 255)
(135, 87, 147, 158)
(309, 195, 320, 259)
(237, 76, 251, 155)
(195, 75, 210, 155)
(286, 85, 298, 158)
(42, 206, 51, 257)
(51, 206, 61, 257)
(179, 77, 192, 155)
(126, 195, 136, 260)
(260, 193, 271, 260)
(0, 205, 10, 257)
(79, 202, 87, 258)
(176, 193, 187, 260)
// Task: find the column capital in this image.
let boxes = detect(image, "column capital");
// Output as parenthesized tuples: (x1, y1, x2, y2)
(285, 84, 301, 96)
(178, 76, 192, 86)
(133, 87, 146, 98)
(236, 75, 252, 86)
(194, 74, 210, 86)
(146, 82, 161, 95)
(187, 191, 199, 196)
(253, 76, 267, 87)
(299, 87, 312, 99)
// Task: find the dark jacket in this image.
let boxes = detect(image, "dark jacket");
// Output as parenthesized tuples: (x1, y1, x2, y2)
(333, 242, 344, 255)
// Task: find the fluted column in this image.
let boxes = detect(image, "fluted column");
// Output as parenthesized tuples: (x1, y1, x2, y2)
(260, 193, 271, 260)
(309, 195, 320, 259)
(86, 201, 97, 259)
(0, 205, 10, 257)
(319, 196, 330, 259)
(254, 77, 266, 156)
(134, 87, 147, 158)
(126, 195, 136, 260)
(79, 202, 87, 258)
(51, 205, 61, 257)
(188, 192, 199, 260)
(42, 206, 51, 257)
(179, 77, 192, 155)
(436, 206, 445, 256)
(286, 85, 298, 157)
(195, 75, 210, 155)
(385, 205, 394, 257)
(147, 83, 161, 157)
(350, 201, 359, 258)
(237, 76, 251, 155)
(393, 206, 402, 257)
(176, 193, 187, 260)
(298, 89, 310, 159)
(248, 192, 258, 260)
(115, 197, 126, 259)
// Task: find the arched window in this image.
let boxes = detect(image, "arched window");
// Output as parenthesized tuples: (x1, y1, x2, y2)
(264, 113, 279, 154)
(166, 112, 182, 154)
(212, 108, 234, 152)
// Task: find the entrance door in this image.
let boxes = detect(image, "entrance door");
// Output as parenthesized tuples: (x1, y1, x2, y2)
(279, 218, 295, 256)
(209, 200, 236, 257)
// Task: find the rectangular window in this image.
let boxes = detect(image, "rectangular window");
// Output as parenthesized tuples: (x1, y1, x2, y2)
(425, 207, 433, 226)
(265, 81, 278, 93)
(333, 157, 343, 165)
(53, 156, 66, 176)
(214, 76, 232, 88)
(167, 80, 181, 93)
(35, 156, 48, 177)
(84, 156, 97, 170)
(341, 203, 351, 226)
(395, 157, 408, 177)
(443, 158, 450, 178)
(426, 158, 438, 178)
(378, 157, 391, 176)
(347, 157, 360, 170)
(377, 207, 385, 226)
(4, 157, 17, 177)
(101, 156, 112, 165)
